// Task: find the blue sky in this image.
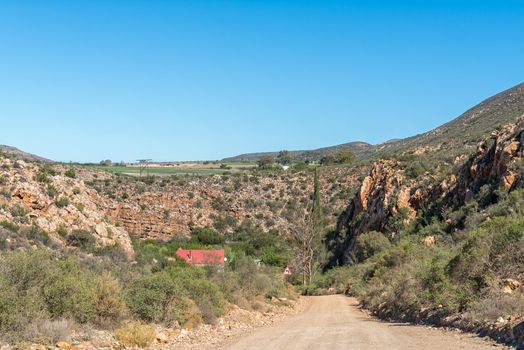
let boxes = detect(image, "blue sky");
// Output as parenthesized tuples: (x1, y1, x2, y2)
(1, 0, 523, 162)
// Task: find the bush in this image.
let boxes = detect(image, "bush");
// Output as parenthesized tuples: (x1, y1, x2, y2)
(355, 231, 391, 262)
(168, 267, 225, 323)
(24, 225, 50, 244)
(64, 169, 76, 178)
(115, 321, 156, 348)
(190, 228, 224, 245)
(55, 197, 70, 208)
(24, 318, 76, 345)
(66, 229, 96, 251)
(42, 258, 97, 323)
(0, 220, 19, 233)
(0, 249, 124, 339)
(124, 271, 187, 325)
(94, 272, 126, 327)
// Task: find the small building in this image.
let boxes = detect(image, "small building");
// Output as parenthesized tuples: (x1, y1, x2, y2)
(176, 248, 225, 266)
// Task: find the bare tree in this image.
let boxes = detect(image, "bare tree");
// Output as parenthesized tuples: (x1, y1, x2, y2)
(289, 208, 316, 285)
(290, 169, 325, 286)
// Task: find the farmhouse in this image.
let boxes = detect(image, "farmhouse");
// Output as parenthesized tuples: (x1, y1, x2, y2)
(176, 248, 225, 266)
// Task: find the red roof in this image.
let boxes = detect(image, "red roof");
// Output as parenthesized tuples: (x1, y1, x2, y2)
(176, 248, 225, 266)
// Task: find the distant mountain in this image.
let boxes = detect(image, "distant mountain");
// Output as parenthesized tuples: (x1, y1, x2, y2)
(371, 82, 524, 157)
(222, 141, 372, 163)
(0, 145, 52, 162)
(223, 82, 524, 162)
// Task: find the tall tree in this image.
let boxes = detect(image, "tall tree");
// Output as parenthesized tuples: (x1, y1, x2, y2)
(291, 168, 326, 286)
(313, 168, 323, 226)
(334, 149, 355, 165)
(277, 150, 293, 165)
(257, 155, 274, 169)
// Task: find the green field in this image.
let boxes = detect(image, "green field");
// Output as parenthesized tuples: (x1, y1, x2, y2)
(101, 165, 252, 176)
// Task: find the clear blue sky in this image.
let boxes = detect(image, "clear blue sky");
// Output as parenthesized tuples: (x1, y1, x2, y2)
(1, 0, 523, 162)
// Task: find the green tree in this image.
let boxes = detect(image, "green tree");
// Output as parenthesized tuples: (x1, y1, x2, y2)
(257, 155, 274, 169)
(276, 150, 293, 165)
(320, 154, 335, 166)
(334, 149, 355, 164)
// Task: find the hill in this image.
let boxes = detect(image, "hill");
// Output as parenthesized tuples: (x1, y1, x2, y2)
(371, 82, 524, 157)
(222, 141, 372, 163)
(224, 82, 524, 162)
(0, 145, 52, 162)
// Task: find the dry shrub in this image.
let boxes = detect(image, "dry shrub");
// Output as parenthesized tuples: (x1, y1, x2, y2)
(115, 321, 156, 348)
(197, 296, 218, 325)
(164, 296, 192, 327)
(24, 318, 76, 345)
(251, 300, 267, 312)
(467, 290, 524, 322)
(180, 300, 203, 329)
(231, 292, 251, 310)
(94, 272, 126, 328)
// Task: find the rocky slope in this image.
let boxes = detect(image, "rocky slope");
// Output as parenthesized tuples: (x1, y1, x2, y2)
(373, 82, 524, 158)
(0, 158, 133, 257)
(223, 142, 372, 163)
(332, 115, 524, 264)
(0, 145, 51, 162)
(225, 82, 524, 163)
(97, 166, 364, 241)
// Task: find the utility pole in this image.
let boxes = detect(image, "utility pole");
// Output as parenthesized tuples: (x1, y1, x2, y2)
(137, 159, 152, 177)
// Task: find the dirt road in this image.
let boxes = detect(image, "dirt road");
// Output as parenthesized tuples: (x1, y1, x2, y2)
(223, 295, 510, 350)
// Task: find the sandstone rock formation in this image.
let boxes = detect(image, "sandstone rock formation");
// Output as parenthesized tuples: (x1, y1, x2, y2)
(100, 167, 364, 241)
(0, 159, 134, 258)
(332, 116, 524, 265)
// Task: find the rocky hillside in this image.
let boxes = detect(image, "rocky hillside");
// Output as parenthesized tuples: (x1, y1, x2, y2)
(372, 82, 524, 159)
(225, 82, 524, 163)
(92, 165, 365, 241)
(0, 158, 134, 257)
(222, 141, 372, 163)
(331, 114, 524, 265)
(0, 145, 51, 162)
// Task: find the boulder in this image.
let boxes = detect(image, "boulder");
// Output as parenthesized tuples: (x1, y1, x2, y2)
(503, 278, 521, 294)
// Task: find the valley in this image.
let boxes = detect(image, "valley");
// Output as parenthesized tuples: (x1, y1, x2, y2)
(1, 82, 524, 349)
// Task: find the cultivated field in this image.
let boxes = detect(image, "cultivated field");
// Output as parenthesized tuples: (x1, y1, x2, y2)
(100, 162, 256, 176)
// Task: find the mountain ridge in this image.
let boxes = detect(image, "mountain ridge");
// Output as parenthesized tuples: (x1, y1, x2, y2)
(224, 82, 524, 162)
(0, 145, 51, 163)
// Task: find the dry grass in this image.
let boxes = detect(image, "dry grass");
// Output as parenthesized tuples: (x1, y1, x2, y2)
(114, 321, 156, 348)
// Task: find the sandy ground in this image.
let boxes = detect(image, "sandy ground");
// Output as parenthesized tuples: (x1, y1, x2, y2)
(223, 295, 512, 350)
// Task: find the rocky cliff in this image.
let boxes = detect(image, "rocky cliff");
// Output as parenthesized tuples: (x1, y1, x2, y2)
(0, 158, 134, 257)
(332, 116, 524, 265)
(102, 166, 364, 241)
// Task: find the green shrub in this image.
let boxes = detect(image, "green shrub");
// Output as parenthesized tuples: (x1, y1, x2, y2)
(67, 229, 96, 251)
(190, 228, 224, 245)
(124, 271, 187, 324)
(55, 197, 70, 208)
(45, 184, 58, 198)
(170, 267, 225, 323)
(64, 169, 76, 178)
(24, 225, 50, 244)
(0, 220, 19, 233)
(355, 231, 391, 262)
(42, 258, 97, 323)
(0, 250, 124, 336)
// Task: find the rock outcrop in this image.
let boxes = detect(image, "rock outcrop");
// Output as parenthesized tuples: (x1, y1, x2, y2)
(332, 116, 524, 265)
(451, 116, 524, 204)
(102, 167, 364, 241)
(0, 159, 134, 258)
